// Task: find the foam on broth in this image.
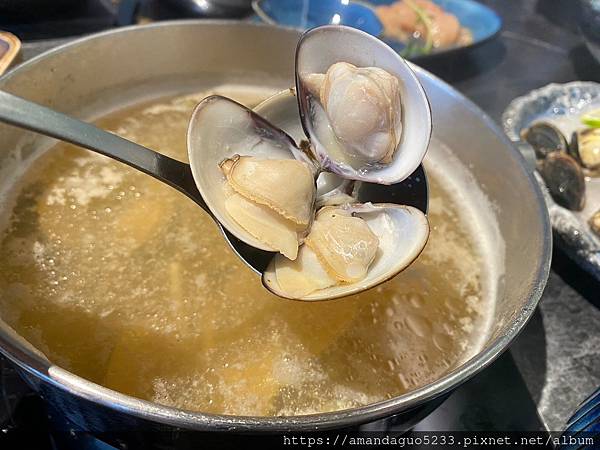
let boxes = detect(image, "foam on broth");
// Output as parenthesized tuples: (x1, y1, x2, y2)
(0, 86, 494, 416)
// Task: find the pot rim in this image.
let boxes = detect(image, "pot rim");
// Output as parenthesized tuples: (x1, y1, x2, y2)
(0, 20, 552, 432)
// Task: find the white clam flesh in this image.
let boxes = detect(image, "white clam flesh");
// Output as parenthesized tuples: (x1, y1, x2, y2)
(263, 203, 429, 301)
(186, 26, 432, 301)
(295, 25, 431, 185)
(303, 62, 402, 165)
(187, 95, 316, 259)
(306, 206, 380, 283)
(220, 155, 314, 227)
(220, 156, 314, 259)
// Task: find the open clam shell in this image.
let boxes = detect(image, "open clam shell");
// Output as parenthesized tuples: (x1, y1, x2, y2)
(262, 203, 429, 301)
(187, 95, 316, 255)
(256, 88, 430, 213)
(254, 89, 359, 208)
(295, 25, 431, 185)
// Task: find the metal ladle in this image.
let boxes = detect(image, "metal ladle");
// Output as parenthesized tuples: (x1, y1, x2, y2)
(0, 89, 427, 275)
(0, 27, 430, 300)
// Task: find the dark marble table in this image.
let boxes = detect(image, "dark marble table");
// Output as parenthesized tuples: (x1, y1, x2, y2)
(417, 0, 600, 431)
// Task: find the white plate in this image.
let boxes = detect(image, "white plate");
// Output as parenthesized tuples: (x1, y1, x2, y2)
(503, 81, 600, 278)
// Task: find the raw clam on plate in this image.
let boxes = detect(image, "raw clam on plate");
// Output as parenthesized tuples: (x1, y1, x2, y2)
(503, 81, 600, 280)
(570, 128, 600, 171)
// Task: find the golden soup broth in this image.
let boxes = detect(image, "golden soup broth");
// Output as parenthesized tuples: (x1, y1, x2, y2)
(0, 88, 490, 416)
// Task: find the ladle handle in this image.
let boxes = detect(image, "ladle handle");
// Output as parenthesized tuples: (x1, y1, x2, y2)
(0, 90, 207, 209)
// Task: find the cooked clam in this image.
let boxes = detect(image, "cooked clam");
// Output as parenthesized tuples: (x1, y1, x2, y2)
(296, 25, 431, 185)
(521, 121, 569, 160)
(186, 27, 432, 301)
(269, 245, 337, 299)
(220, 155, 314, 227)
(305, 206, 380, 283)
(219, 156, 315, 260)
(539, 152, 586, 211)
(570, 128, 600, 171)
(263, 204, 429, 301)
(187, 95, 316, 258)
(303, 62, 402, 165)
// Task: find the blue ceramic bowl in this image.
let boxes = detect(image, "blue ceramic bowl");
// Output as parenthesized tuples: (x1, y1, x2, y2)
(252, 0, 502, 59)
(252, 0, 383, 36)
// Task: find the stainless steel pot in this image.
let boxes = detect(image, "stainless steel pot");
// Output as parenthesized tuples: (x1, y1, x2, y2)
(0, 21, 551, 438)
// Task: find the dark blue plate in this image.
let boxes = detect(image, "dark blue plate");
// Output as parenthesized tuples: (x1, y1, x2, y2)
(252, 0, 383, 35)
(252, 0, 502, 60)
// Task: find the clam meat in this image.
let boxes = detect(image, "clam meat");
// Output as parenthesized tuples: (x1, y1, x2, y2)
(305, 206, 379, 283)
(187, 95, 317, 259)
(219, 155, 315, 259)
(263, 203, 429, 301)
(187, 27, 433, 301)
(303, 62, 402, 165)
(268, 207, 379, 299)
(295, 24, 431, 185)
(570, 128, 600, 171)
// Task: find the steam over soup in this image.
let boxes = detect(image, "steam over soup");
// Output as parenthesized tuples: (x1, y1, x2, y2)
(0, 86, 493, 416)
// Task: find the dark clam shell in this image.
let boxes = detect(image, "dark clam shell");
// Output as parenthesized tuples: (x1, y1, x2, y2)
(570, 128, 600, 171)
(539, 152, 586, 211)
(521, 122, 569, 159)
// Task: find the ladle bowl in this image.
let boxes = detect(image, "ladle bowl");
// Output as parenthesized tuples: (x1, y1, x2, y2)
(0, 88, 428, 286)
